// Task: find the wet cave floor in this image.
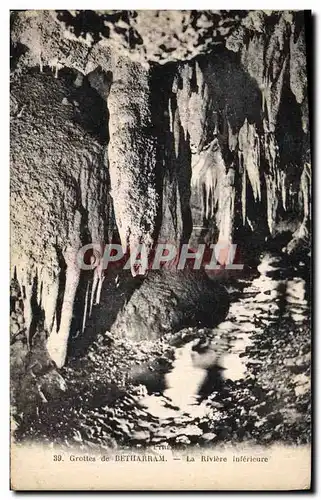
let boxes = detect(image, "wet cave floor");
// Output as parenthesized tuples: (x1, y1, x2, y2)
(11, 254, 311, 451)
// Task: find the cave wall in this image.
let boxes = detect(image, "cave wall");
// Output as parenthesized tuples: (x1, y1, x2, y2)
(165, 11, 311, 249)
(10, 70, 110, 367)
(10, 10, 311, 366)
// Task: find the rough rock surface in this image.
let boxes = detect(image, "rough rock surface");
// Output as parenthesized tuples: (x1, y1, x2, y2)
(10, 10, 245, 69)
(107, 60, 160, 266)
(10, 70, 109, 367)
(111, 270, 230, 341)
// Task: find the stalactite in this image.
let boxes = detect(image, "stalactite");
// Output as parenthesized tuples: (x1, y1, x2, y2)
(159, 93, 185, 245)
(289, 15, 307, 109)
(46, 246, 81, 368)
(82, 277, 90, 334)
(238, 119, 261, 203)
(41, 268, 59, 335)
(265, 174, 278, 235)
(107, 57, 160, 275)
(176, 60, 208, 151)
(163, 11, 308, 248)
(95, 274, 105, 305)
(299, 162, 311, 222)
(241, 161, 247, 226)
(11, 71, 109, 366)
(231, 12, 305, 238)
(286, 161, 311, 255)
(191, 137, 235, 243)
(280, 171, 287, 211)
(218, 168, 236, 243)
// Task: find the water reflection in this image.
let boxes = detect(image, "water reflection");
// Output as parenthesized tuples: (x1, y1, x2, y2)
(137, 254, 310, 420)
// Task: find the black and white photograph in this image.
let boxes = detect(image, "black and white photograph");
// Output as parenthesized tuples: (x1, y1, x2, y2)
(9, 9, 312, 490)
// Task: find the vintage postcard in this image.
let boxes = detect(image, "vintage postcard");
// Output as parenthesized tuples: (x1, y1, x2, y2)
(10, 9, 312, 490)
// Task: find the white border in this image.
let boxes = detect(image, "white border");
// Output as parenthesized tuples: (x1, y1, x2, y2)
(2, 3, 319, 498)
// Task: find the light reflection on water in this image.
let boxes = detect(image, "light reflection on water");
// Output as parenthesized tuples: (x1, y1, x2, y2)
(138, 256, 310, 420)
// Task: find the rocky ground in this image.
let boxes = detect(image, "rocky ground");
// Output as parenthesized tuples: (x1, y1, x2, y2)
(11, 255, 311, 451)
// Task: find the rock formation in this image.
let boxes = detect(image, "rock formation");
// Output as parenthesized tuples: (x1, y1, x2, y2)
(111, 270, 230, 341)
(10, 10, 311, 367)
